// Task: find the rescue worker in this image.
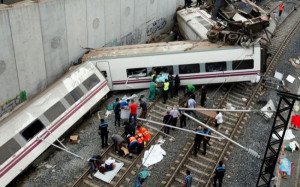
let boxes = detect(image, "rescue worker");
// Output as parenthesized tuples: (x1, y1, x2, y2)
(186, 84, 195, 97)
(99, 119, 109, 148)
(163, 111, 173, 134)
(127, 135, 138, 154)
(135, 132, 144, 154)
(124, 121, 135, 136)
(163, 79, 170, 104)
(148, 79, 156, 101)
(139, 98, 147, 118)
(213, 161, 226, 187)
(114, 98, 121, 126)
(111, 134, 125, 154)
(168, 73, 174, 98)
(194, 126, 204, 156)
(278, 1, 284, 17)
(137, 124, 151, 142)
(200, 85, 207, 107)
(174, 74, 180, 96)
(87, 155, 103, 179)
(202, 128, 211, 155)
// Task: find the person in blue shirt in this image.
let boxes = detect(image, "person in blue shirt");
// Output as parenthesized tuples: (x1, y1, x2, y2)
(213, 161, 226, 187)
(99, 118, 109, 148)
(184, 170, 192, 187)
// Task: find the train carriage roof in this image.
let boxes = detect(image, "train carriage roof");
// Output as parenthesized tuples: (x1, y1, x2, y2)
(83, 41, 259, 61)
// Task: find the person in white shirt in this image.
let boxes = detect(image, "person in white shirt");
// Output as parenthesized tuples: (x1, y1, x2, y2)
(187, 95, 197, 117)
(170, 106, 180, 130)
(215, 111, 223, 129)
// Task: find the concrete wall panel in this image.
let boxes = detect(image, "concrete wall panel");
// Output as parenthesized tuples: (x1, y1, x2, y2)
(39, 0, 69, 84)
(9, 3, 47, 97)
(134, 0, 147, 44)
(120, 0, 134, 37)
(65, 0, 88, 62)
(104, 0, 121, 46)
(146, 0, 158, 21)
(86, 0, 105, 48)
(0, 9, 20, 103)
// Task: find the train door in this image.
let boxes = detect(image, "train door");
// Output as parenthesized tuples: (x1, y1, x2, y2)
(96, 61, 113, 89)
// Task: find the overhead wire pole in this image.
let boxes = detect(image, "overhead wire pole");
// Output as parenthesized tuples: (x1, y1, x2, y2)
(183, 113, 261, 158)
(256, 90, 300, 187)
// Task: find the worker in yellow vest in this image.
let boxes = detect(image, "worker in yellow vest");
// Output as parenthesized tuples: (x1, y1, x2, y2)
(163, 79, 170, 104)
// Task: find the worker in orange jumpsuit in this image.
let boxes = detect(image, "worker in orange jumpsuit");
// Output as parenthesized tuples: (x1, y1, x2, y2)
(127, 135, 138, 154)
(135, 133, 145, 154)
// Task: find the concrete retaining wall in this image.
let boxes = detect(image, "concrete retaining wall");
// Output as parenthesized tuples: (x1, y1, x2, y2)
(0, 0, 184, 104)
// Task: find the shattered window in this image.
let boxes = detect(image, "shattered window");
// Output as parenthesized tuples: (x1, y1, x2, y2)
(127, 68, 147, 78)
(21, 119, 45, 141)
(205, 62, 227, 72)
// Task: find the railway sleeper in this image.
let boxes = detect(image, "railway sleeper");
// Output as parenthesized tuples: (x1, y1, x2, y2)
(230, 91, 251, 99)
(184, 164, 210, 177)
(188, 158, 214, 170)
(226, 97, 247, 107)
(83, 179, 102, 187)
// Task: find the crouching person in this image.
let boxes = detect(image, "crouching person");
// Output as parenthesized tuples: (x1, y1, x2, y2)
(87, 155, 103, 179)
(111, 134, 125, 155)
(127, 135, 138, 157)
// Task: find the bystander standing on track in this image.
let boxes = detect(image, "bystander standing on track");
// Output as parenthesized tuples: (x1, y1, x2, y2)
(129, 99, 138, 125)
(124, 121, 135, 136)
(99, 119, 109, 148)
(194, 126, 204, 156)
(184, 170, 193, 187)
(114, 98, 121, 126)
(168, 73, 174, 98)
(148, 78, 157, 101)
(163, 111, 173, 134)
(279, 1, 284, 17)
(215, 111, 223, 130)
(170, 105, 180, 130)
(213, 161, 226, 187)
(139, 98, 147, 118)
(187, 95, 197, 117)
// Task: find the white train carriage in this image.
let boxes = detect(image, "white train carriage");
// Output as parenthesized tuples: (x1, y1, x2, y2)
(83, 41, 264, 91)
(0, 63, 109, 186)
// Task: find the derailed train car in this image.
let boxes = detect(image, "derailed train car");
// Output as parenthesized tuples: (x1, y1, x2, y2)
(0, 63, 109, 186)
(83, 40, 265, 91)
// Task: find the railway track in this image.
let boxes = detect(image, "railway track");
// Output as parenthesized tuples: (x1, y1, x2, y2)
(70, 2, 300, 187)
(165, 2, 300, 187)
(71, 94, 183, 187)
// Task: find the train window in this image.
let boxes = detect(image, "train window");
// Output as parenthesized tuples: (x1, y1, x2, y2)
(152, 66, 173, 75)
(205, 62, 227, 72)
(0, 138, 21, 165)
(83, 74, 100, 91)
(21, 119, 45, 141)
(101, 71, 107, 78)
(44, 102, 66, 123)
(232, 59, 254, 70)
(179, 64, 200, 74)
(64, 87, 84, 105)
(127, 68, 147, 78)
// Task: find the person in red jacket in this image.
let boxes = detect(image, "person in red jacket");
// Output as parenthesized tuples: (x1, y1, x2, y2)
(279, 1, 284, 17)
(129, 99, 138, 125)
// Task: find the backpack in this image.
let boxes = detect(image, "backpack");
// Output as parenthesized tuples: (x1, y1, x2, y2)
(138, 167, 150, 183)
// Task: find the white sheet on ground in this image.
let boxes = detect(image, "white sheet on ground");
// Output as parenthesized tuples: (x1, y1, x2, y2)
(94, 161, 124, 183)
(142, 144, 166, 167)
(272, 129, 295, 140)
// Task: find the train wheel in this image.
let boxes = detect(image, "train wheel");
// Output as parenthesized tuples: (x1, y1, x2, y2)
(207, 30, 219, 43)
(228, 33, 239, 45)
